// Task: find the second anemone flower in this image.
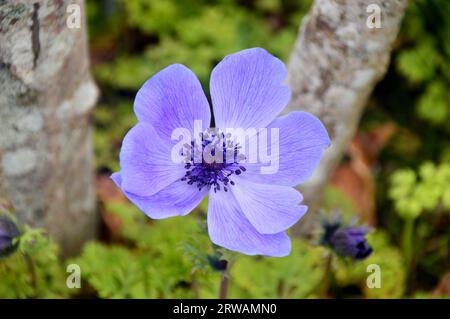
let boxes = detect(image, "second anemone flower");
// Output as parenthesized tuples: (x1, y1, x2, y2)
(112, 48, 330, 257)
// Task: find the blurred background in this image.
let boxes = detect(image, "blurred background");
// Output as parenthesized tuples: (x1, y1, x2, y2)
(0, 0, 449, 298)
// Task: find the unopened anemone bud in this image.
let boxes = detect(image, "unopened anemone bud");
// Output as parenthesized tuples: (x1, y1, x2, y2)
(207, 253, 228, 272)
(330, 227, 373, 260)
(0, 215, 20, 258)
(322, 221, 373, 260)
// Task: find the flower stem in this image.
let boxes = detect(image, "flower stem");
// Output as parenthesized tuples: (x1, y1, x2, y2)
(319, 253, 333, 298)
(191, 271, 200, 298)
(23, 253, 37, 292)
(402, 217, 415, 289)
(218, 260, 229, 299)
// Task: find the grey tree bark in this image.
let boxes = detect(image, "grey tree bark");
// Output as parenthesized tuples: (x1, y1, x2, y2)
(285, 0, 407, 230)
(0, 0, 98, 256)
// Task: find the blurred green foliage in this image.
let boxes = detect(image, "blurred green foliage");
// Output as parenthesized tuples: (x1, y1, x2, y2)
(0, 225, 68, 298)
(91, 0, 308, 92)
(0, 199, 406, 299)
(71, 204, 323, 298)
(388, 162, 450, 288)
(2, 0, 450, 299)
(396, 0, 450, 129)
(69, 202, 328, 298)
(389, 162, 450, 219)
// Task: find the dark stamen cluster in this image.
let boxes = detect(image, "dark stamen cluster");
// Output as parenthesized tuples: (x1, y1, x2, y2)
(180, 130, 246, 192)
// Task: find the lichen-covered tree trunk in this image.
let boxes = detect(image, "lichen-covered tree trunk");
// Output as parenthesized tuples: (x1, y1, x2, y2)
(286, 0, 407, 231)
(0, 0, 98, 256)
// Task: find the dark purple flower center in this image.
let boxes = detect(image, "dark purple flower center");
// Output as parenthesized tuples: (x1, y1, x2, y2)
(180, 130, 246, 192)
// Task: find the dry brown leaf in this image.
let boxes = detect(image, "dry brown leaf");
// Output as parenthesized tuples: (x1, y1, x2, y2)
(433, 271, 450, 297)
(96, 174, 126, 238)
(330, 122, 397, 226)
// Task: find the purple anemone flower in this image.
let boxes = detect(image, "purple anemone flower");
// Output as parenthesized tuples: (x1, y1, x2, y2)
(322, 222, 373, 260)
(330, 227, 373, 260)
(0, 215, 20, 258)
(111, 48, 330, 257)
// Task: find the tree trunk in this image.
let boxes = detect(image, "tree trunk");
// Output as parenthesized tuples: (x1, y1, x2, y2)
(285, 0, 407, 232)
(0, 0, 98, 256)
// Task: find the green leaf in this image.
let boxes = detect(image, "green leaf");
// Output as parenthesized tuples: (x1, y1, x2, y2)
(396, 39, 438, 84)
(416, 81, 449, 125)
